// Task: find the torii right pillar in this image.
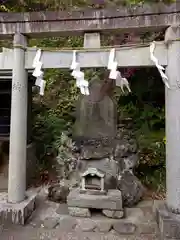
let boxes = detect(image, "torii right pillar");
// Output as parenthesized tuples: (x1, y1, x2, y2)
(156, 26, 180, 240)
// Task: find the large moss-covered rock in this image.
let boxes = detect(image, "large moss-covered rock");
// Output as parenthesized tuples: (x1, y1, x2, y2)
(117, 170, 145, 207)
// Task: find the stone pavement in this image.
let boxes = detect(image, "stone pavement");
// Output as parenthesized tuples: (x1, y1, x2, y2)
(0, 187, 160, 240)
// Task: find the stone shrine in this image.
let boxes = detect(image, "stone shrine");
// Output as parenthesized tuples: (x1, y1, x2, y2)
(67, 76, 144, 218)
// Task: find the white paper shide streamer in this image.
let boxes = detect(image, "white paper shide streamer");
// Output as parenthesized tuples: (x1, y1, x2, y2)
(70, 50, 89, 95)
(32, 49, 46, 96)
(108, 48, 131, 93)
(108, 48, 118, 80)
(150, 41, 170, 88)
(116, 71, 131, 93)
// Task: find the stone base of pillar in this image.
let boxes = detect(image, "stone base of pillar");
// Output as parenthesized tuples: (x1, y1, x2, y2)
(155, 202, 180, 239)
(0, 190, 37, 225)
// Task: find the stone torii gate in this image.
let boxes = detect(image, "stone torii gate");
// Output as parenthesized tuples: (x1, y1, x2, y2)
(0, 2, 180, 238)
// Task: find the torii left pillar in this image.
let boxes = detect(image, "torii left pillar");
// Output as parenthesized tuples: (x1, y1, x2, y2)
(8, 33, 28, 203)
(0, 33, 36, 225)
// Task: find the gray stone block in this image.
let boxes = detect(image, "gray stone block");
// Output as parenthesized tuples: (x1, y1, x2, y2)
(68, 207, 91, 217)
(95, 221, 112, 232)
(56, 203, 69, 215)
(138, 223, 157, 234)
(76, 219, 96, 232)
(113, 221, 137, 234)
(58, 217, 77, 231)
(42, 217, 59, 229)
(102, 209, 124, 219)
(67, 188, 122, 211)
(156, 202, 180, 239)
(0, 190, 37, 225)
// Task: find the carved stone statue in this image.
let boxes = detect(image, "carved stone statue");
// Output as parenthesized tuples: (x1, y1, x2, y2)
(74, 76, 116, 139)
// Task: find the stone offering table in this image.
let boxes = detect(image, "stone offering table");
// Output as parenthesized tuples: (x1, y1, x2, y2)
(67, 188, 123, 218)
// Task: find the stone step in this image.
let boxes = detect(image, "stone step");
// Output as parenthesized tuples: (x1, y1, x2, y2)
(0, 227, 159, 240)
(1, 193, 160, 239)
(26, 200, 160, 237)
(56, 216, 158, 235)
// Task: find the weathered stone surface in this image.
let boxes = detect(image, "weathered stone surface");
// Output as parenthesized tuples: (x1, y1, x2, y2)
(102, 210, 124, 219)
(81, 145, 112, 160)
(95, 221, 112, 232)
(0, 191, 36, 225)
(0, 4, 179, 39)
(76, 219, 96, 232)
(48, 184, 69, 203)
(68, 207, 91, 217)
(113, 222, 137, 234)
(58, 217, 77, 231)
(117, 170, 144, 207)
(67, 189, 122, 211)
(113, 126, 144, 207)
(137, 200, 153, 208)
(74, 77, 117, 139)
(80, 189, 107, 196)
(125, 207, 145, 222)
(56, 203, 69, 215)
(115, 128, 137, 159)
(114, 141, 138, 159)
(42, 217, 59, 229)
(138, 223, 157, 234)
(156, 202, 180, 239)
(0, 196, 160, 239)
(29, 218, 43, 228)
(141, 207, 155, 222)
(0, 227, 160, 240)
(123, 155, 138, 170)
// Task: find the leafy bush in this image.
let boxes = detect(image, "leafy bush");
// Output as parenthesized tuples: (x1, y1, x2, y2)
(56, 132, 76, 179)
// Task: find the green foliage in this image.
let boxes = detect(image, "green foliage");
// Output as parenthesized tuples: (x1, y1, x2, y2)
(0, 0, 176, 13)
(56, 132, 76, 179)
(117, 68, 165, 192)
(32, 69, 78, 162)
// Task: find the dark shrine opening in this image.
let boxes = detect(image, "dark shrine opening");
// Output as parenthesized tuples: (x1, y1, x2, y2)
(0, 79, 11, 139)
(0, 72, 34, 191)
(0, 73, 34, 142)
(85, 175, 101, 190)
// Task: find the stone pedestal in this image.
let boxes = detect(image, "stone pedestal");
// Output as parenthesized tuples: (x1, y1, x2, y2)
(67, 188, 123, 218)
(0, 190, 37, 225)
(155, 202, 180, 240)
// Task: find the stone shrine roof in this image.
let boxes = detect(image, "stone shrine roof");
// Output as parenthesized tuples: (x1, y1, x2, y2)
(81, 168, 105, 178)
